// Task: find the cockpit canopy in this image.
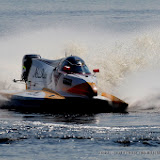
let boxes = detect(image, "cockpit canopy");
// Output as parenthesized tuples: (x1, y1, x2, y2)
(61, 56, 91, 74)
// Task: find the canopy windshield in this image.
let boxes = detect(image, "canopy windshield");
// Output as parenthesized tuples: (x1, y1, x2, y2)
(61, 56, 91, 74)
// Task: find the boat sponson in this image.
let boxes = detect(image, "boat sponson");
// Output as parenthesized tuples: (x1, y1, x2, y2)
(1, 97, 128, 114)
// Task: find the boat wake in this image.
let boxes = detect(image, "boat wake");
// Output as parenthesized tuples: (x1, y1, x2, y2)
(119, 70, 160, 112)
(0, 95, 8, 107)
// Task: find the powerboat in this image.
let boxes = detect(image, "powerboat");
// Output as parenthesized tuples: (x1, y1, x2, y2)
(0, 54, 128, 113)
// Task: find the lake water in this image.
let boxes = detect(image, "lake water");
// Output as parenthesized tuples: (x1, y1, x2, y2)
(1, 0, 160, 159)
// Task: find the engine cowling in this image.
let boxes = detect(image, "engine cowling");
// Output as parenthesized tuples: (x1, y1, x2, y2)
(21, 54, 41, 82)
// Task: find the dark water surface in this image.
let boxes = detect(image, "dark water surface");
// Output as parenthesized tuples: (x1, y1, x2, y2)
(0, 109, 160, 160)
(1, 0, 160, 159)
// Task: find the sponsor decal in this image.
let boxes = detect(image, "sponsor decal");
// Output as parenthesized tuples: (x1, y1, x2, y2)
(26, 91, 41, 96)
(63, 78, 72, 86)
(34, 68, 47, 79)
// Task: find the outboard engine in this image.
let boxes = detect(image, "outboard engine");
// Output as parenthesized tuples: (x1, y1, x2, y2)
(21, 54, 41, 82)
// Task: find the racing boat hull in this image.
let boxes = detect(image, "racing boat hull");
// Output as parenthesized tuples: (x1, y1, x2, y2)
(0, 90, 127, 113)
